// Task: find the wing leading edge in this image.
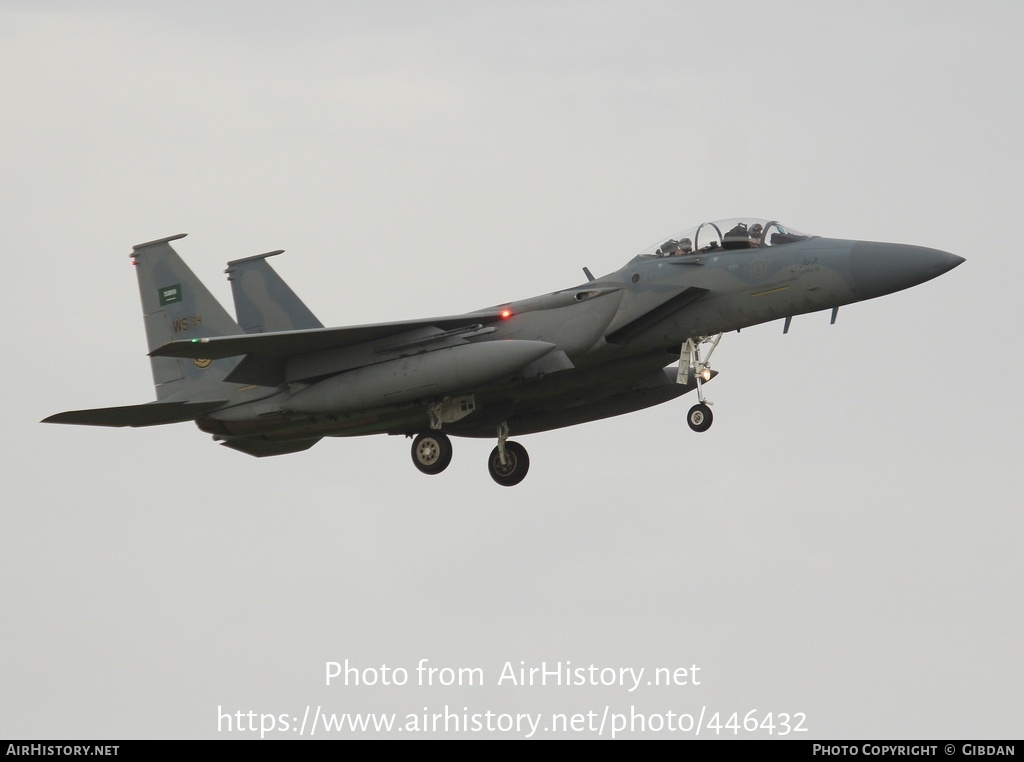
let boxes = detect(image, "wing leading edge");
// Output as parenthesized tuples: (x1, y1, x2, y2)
(150, 312, 510, 361)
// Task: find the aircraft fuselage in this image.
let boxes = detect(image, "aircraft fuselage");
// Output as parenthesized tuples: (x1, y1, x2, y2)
(45, 219, 963, 483)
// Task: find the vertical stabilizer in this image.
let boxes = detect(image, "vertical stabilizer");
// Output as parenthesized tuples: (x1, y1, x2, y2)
(225, 251, 324, 333)
(131, 234, 242, 401)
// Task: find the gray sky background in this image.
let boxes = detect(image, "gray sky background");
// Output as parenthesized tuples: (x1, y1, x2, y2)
(2, 1, 1021, 739)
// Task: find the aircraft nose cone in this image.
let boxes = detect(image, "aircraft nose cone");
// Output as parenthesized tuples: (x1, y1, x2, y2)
(849, 241, 964, 298)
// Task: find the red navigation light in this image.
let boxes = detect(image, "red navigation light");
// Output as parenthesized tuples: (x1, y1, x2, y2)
(501, 309, 512, 319)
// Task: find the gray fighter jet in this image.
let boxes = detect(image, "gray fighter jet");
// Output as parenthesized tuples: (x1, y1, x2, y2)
(44, 219, 963, 485)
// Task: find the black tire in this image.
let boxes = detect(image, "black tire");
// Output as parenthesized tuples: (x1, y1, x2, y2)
(687, 403, 713, 433)
(411, 432, 453, 475)
(487, 441, 530, 486)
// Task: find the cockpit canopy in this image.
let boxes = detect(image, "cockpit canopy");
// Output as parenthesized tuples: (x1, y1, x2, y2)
(637, 218, 810, 259)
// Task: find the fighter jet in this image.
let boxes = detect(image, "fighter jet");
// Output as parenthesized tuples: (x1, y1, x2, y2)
(43, 219, 963, 485)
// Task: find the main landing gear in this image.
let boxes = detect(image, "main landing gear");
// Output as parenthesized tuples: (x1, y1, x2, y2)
(408, 422, 531, 486)
(487, 422, 530, 487)
(410, 432, 453, 475)
(677, 333, 723, 433)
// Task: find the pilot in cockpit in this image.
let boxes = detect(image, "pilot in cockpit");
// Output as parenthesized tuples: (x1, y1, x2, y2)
(724, 222, 758, 249)
(656, 237, 694, 256)
(656, 239, 679, 256)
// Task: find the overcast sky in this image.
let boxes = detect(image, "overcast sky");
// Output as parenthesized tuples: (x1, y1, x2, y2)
(2, 1, 1021, 739)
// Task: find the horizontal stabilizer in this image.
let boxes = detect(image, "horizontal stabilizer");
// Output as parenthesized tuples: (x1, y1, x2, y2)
(42, 400, 228, 428)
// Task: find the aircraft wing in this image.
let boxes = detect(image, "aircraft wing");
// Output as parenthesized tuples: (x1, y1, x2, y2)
(149, 311, 512, 387)
(150, 311, 508, 361)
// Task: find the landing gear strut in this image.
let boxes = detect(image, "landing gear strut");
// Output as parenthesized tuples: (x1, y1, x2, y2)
(488, 422, 530, 486)
(410, 432, 453, 475)
(677, 333, 723, 433)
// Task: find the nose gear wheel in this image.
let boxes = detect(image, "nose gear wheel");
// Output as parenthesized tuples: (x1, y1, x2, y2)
(687, 403, 713, 432)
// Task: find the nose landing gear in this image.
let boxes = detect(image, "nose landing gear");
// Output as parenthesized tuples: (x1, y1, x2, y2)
(677, 333, 722, 433)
